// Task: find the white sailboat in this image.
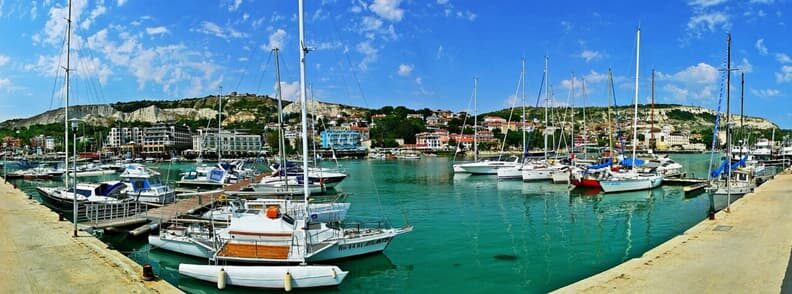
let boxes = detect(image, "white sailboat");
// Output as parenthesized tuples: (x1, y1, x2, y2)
(522, 56, 566, 181)
(177, 1, 348, 289)
(600, 28, 663, 194)
(454, 78, 521, 174)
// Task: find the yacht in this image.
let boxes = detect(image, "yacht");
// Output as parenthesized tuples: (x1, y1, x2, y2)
(455, 157, 521, 175)
(119, 164, 175, 204)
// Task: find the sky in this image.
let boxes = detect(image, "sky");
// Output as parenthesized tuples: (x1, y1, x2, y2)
(0, 0, 791, 127)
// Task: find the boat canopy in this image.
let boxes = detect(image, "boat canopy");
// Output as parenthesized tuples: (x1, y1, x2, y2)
(710, 156, 747, 178)
(621, 157, 645, 167)
(95, 182, 126, 196)
(587, 158, 613, 171)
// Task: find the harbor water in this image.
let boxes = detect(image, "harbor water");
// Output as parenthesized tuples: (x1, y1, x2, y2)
(7, 153, 750, 293)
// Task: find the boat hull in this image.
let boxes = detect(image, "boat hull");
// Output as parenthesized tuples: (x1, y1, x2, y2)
(600, 175, 663, 193)
(178, 264, 347, 289)
(148, 235, 214, 259)
(496, 167, 522, 179)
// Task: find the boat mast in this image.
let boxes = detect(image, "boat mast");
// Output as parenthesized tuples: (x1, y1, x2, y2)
(607, 69, 615, 163)
(218, 86, 223, 162)
(725, 33, 732, 211)
(274, 48, 286, 181)
(298, 0, 310, 205)
(473, 77, 478, 162)
(631, 28, 641, 171)
(570, 73, 575, 159)
(64, 0, 72, 187)
(544, 56, 549, 161)
(521, 58, 527, 159)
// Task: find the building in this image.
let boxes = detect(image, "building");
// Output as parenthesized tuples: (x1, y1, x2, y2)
(142, 124, 192, 157)
(2, 136, 21, 149)
(644, 125, 690, 151)
(193, 129, 263, 156)
(406, 113, 423, 120)
(107, 127, 144, 147)
(45, 137, 55, 151)
(415, 130, 450, 150)
(320, 130, 362, 150)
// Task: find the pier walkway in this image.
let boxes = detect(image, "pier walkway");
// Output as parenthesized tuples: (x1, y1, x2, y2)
(0, 181, 180, 293)
(555, 169, 792, 293)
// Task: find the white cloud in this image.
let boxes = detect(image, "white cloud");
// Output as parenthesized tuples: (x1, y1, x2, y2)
(582, 70, 610, 84)
(658, 63, 720, 102)
(42, 0, 89, 46)
(738, 58, 753, 73)
(356, 41, 378, 71)
(755, 38, 768, 55)
(687, 11, 730, 38)
(436, 0, 449, 4)
(435, 45, 444, 60)
(578, 50, 603, 62)
(361, 16, 383, 32)
(369, 0, 404, 22)
(228, 0, 242, 11)
(751, 88, 780, 97)
(688, 0, 727, 7)
(263, 28, 287, 50)
(397, 63, 413, 76)
(415, 77, 433, 96)
(0, 78, 12, 91)
(776, 65, 792, 83)
(80, 2, 107, 30)
(192, 21, 246, 40)
(30, 2, 38, 20)
(117, 0, 128, 6)
(275, 80, 300, 101)
(0, 54, 9, 66)
(145, 26, 169, 35)
(455, 10, 477, 21)
(775, 53, 792, 64)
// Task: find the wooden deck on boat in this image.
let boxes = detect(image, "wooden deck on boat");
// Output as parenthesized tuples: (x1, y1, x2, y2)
(217, 243, 291, 259)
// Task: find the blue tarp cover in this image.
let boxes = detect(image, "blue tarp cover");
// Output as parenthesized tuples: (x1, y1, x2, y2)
(587, 158, 613, 170)
(710, 156, 747, 178)
(621, 157, 645, 167)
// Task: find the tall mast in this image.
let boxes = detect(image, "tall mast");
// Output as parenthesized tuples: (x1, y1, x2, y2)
(607, 69, 614, 162)
(725, 33, 732, 211)
(544, 56, 549, 161)
(473, 77, 478, 162)
(274, 48, 286, 181)
(631, 28, 641, 170)
(651, 69, 655, 147)
(521, 58, 526, 157)
(218, 86, 223, 162)
(298, 0, 310, 203)
(64, 0, 72, 187)
(570, 73, 575, 158)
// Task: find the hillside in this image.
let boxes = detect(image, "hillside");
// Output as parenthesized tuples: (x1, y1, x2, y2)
(0, 94, 368, 129)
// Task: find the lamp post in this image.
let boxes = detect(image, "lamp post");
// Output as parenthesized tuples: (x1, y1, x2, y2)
(70, 118, 79, 237)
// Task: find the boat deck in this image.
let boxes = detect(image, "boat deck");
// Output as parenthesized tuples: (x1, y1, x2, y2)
(218, 243, 291, 259)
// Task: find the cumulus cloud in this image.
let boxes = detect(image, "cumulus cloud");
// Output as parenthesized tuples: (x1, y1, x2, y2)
(397, 63, 413, 76)
(686, 11, 730, 38)
(369, 0, 404, 22)
(275, 80, 300, 101)
(192, 21, 246, 40)
(775, 53, 792, 64)
(0, 54, 9, 66)
(657, 63, 720, 102)
(356, 41, 378, 71)
(688, 0, 727, 7)
(578, 50, 603, 62)
(263, 28, 287, 50)
(228, 0, 242, 11)
(145, 26, 169, 35)
(776, 65, 792, 83)
(751, 88, 780, 98)
(117, 0, 128, 6)
(755, 38, 768, 55)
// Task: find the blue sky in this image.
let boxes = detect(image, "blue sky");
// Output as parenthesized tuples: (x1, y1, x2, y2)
(0, 0, 791, 127)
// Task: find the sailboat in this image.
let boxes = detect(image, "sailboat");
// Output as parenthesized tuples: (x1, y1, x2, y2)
(522, 56, 567, 181)
(454, 77, 521, 174)
(600, 28, 663, 193)
(498, 58, 537, 179)
(178, 1, 348, 289)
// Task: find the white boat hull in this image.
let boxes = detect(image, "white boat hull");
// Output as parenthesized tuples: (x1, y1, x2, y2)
(307, 228, 409, 262)
(521, 169, 554, 181)
(458, 162, 520, 175)
(496, 167, 522, 179)
(551, 170, 570, 183)
(148, 235, 214, 259)
(179, 264, 347, 289)
(601, 175, 663, 193)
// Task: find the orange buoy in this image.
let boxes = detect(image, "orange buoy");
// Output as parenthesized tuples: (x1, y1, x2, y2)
(266, 206, 280, 219)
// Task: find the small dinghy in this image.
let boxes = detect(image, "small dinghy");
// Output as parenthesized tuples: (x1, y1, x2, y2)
(178, 264, 348, 290)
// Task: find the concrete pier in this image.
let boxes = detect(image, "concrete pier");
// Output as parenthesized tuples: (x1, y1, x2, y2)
(555, 170, 792, 293)
(0, 181, 181, 293)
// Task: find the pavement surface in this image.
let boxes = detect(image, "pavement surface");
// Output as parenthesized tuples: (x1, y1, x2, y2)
(0, 180, 181, 293)
(555, 170, 792, 294)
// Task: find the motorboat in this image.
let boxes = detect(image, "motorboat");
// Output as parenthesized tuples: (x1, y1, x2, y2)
(36, 182, 130, 213)
(119, 164, 175, 204)
(202, 198, 350, 223)
(599, 171, 663, 193)
(455, 157, 521, 175)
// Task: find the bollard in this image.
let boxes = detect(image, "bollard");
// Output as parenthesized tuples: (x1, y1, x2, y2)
(142, 264, 155, 281)
(58, 212, 65, 221)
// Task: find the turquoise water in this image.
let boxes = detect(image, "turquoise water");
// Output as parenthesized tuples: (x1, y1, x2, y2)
(8, 154, 741, 293)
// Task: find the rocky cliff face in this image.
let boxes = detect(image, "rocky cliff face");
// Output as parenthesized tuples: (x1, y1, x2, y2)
(1, 104, 219, 128)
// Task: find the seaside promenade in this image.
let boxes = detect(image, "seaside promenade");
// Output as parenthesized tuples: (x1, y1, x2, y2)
(556, 169, 792, 293)
(0, 180, 180, 293)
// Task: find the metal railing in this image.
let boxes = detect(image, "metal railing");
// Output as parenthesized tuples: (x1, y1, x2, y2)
(83, 201, 147, 225)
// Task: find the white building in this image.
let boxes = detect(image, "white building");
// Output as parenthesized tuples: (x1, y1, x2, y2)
(45, 137, 55, 151)
(193, 129, 263, 155)
(107, 127, 144, 147)
(644, 125, 691, 151)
